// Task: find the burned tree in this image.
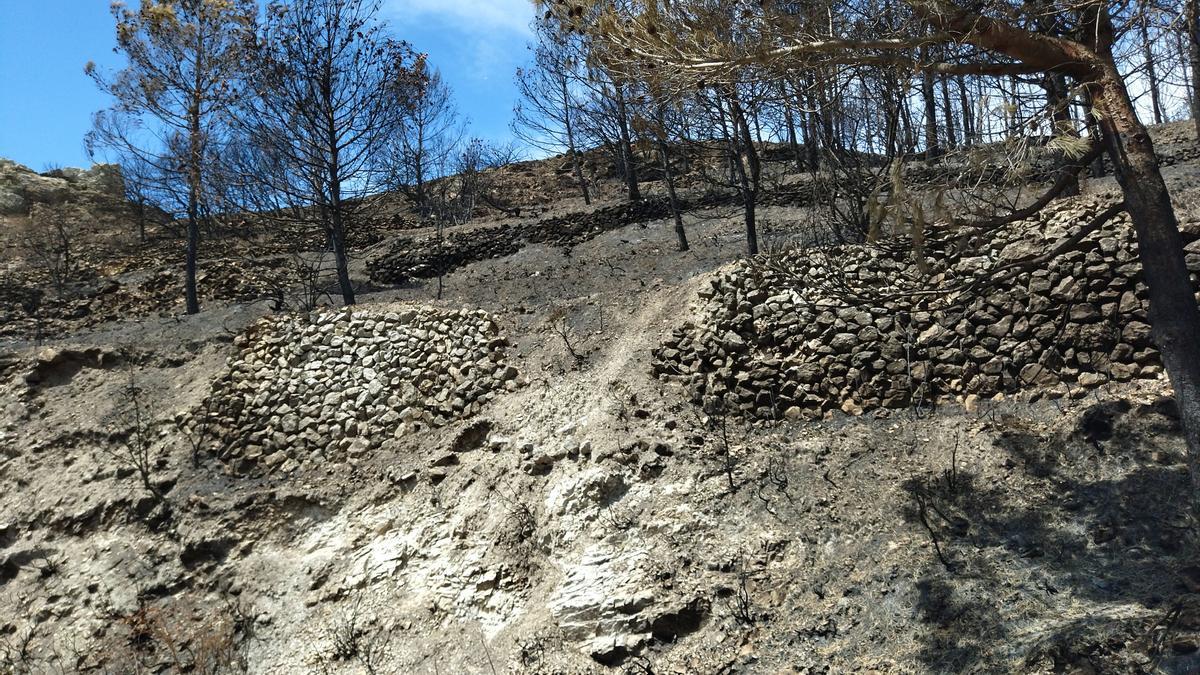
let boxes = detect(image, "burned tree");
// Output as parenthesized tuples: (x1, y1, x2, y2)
(20, 203, 83, 292)
(513, 20, 593, 205)
(390, 64, 462, 215)
(548, 0, 1200, 511)
(238, 0, 424, 306)
(87, 0, 256, 314)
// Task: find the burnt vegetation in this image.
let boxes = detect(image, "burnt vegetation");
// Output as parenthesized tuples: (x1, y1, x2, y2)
(5, 0, 1200, 671)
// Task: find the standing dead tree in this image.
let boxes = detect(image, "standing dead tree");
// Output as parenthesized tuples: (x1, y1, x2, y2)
(513, 20, 594, 205)
(388, 63, 463, 216)
(236, 0, 425, 307)
(87, 0, 256, 315)
(120, 153, 166, 245)
(20, 203, 83, 292)
(632, 94, 691, 251)
(550, 0, 1200, 513)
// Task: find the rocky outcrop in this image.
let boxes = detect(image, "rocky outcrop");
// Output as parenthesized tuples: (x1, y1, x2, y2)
(654, 195, 1199, 419)
(0, 159, 122, 216)
(22, 346, 121, 388)
(202, 306, 521, 473)
(549, 543, 709, 665)
(0, 160, 69, 215)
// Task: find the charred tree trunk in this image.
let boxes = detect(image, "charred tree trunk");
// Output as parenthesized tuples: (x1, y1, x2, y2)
(818, 74, 838, 155)
(1007, 75, 1022, 139)
(570, 149, 590, 206)
(715, 98, 738, 183)
(413, 141, 426, 210)
(613, 84, 641, 202)
(325, 74, 355, 306)
(658, 137, 688, 252)
(900, 96, 916, 154)
(1178, 25, 1194, 109)
(1093, 62, 1200, 513)
(883, 96, 898, 157)
(830, 78, 845, 150)
(562, 77, 590, 205)
(957, 76, 974, 147)
(327, 204, 355, 306)
(1045, 73, 1080, 196)
(1081, 90, 1108, 178)
(185, 100, 202, 316)
(135, 199, 147, 244)
(886, 98, 902, 158)
(1139, 9, 1165, 125)
(782, 81, 804, 170)
(727, 93, 760, 256)
(1190, 0, 1200, 139)
(795, 76, 820, 170)
(784, 104, 803, 170)
(940, 75, 957, 149)
(921, 48, 940, 160)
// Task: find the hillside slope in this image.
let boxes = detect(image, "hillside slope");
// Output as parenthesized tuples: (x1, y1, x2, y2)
(3, 125, 1200, 673)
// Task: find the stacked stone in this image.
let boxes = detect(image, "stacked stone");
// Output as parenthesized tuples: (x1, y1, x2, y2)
(348, 212, 424, 247)
(653, 197, 1200, 420)
(903, 153, 1064, 189)
(365, 190, 820, 286)
(366, 227, 523, 285)
(367, 199, 677, 284)
(1150, 129, 1200, 168)
(1159, 150, 1200, 167)
(205, 306, 520, 472)
(757, 186, 816, 208)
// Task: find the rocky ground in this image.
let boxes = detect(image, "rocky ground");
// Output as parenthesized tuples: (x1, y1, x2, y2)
(3, 125, 1200, 674)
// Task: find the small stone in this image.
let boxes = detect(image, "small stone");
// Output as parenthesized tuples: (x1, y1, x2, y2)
(1122, 321, 1153, 344)
(1069, 304, 1100, 322)
(1019, 363, 1058, 386)
(1118, 291, 1141, 314)
(340, 438, 368, 458)
(963, 394, 980, 414)
(829, 333, 858, 352)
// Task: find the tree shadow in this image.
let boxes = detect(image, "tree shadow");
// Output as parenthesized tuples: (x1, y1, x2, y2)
(903, 397, 1197, 672)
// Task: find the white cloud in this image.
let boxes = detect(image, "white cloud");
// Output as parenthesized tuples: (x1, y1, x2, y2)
(385, 0, 534, 36)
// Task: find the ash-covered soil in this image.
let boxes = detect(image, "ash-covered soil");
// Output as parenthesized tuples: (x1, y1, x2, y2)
(4, 126, 1200, 673)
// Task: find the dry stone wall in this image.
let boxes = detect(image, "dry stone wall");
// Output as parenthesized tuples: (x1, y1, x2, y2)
(1145, 124, 1200, 167)
(653, 196, 1200, 419)
(366, 199, 682, 285)
(366, 188, 817, 286)
(0, 257, 295, 340)
(203, 306, 520, 473)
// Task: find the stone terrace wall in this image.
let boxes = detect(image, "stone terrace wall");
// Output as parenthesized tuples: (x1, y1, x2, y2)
(366, 199, 681, 285)
(366, 187, 818, 286)
(653, 196, 1200, 420)
(203, 306, 520, 473)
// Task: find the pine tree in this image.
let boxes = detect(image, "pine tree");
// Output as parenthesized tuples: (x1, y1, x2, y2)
(87, 0, 256, 315)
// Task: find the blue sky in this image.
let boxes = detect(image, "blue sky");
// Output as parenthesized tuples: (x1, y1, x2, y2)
(0, 0, 536, 170)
